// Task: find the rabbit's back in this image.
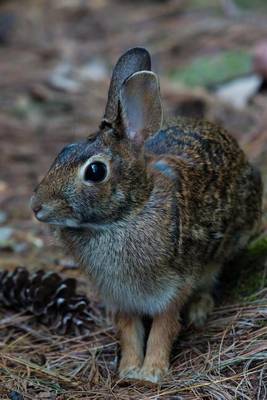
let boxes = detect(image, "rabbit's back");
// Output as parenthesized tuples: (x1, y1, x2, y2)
(145, 118, 262, 263)
(145, 118, 242, 161)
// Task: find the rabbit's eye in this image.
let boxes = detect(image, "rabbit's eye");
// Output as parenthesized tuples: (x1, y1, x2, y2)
(83, 161, 107, 183)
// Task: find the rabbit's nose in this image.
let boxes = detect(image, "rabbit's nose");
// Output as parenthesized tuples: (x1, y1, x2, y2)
(33, 204, 42, 214)
(30, 195, 42, 214)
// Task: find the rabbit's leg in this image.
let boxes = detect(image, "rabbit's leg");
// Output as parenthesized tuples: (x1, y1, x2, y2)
(116, 313, 145, 379)
(139, 301, 182, 383)
(187, 291, 214, 328)
(187, 263, 219, 328)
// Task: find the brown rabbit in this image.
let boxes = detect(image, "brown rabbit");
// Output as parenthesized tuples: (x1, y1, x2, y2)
(31, 48, 262, 383)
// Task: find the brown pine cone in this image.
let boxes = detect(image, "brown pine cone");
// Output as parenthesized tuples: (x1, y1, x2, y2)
(0, 267, 96, 335)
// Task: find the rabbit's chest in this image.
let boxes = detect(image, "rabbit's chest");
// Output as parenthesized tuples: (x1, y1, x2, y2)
(73, 227, 178, 315)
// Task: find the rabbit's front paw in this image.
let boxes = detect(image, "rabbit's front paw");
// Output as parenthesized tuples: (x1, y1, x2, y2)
(119, 365, 141, 380)
(139, 362, 169, 383)
(119, 355, 142, 380)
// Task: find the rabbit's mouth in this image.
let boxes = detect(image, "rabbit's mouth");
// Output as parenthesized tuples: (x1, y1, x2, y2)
(35, 210, 82, 229)
(30, 195, 113, 229)
(30, 196, 82, 228)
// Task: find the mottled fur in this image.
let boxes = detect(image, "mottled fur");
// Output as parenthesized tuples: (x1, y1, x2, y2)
(31, 48, 263, 383)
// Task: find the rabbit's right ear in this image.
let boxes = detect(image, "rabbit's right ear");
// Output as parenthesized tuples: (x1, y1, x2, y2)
(102, 47, 151, 126)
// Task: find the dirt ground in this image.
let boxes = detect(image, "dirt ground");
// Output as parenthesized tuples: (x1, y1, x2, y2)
(0, 1, 267, 399)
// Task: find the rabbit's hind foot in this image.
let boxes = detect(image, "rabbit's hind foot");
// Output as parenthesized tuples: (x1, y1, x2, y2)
(187, 292, 214, 328)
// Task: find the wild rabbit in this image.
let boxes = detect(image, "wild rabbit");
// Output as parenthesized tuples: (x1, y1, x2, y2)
(31, 47, 262, 383)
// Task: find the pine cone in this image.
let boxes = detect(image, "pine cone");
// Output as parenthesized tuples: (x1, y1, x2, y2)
(0, 267, 95, 335)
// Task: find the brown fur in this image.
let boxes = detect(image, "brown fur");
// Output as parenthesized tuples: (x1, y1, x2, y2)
(115, 313, 144, 378)
(31, 48, 263, 383)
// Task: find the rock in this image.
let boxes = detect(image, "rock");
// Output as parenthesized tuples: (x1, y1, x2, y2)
(215, 75, 262, 109)
(78, 59, 108, 82)
(0, 227, 14, 241)
(48, 58, 108, 94)
(48, 62, 80, 93)
(0, 227, 29, 253)
(13, 242, 28, 253)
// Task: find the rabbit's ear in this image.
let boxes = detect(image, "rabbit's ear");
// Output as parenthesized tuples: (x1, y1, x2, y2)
(119, 71, 163, 147)
(103, 47, 151, 125)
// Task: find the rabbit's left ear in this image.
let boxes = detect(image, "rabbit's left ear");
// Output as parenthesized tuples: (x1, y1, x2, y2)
(103, 47, 151, 126)
(119, 71, 163, 147)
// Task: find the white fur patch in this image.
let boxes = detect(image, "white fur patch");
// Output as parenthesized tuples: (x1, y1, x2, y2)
(73, 221, 180, 316)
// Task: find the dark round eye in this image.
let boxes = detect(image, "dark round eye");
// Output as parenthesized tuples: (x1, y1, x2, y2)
(84, 161, 107, 183)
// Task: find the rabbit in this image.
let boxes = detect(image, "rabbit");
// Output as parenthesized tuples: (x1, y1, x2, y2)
(31, 47, 263, 383)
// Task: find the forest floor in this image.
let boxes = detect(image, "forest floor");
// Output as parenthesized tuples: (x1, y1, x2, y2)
(0, 1, 267, 399)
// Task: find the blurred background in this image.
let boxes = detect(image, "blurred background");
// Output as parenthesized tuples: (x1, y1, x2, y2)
(0, 1, 267, 398)
(0, 0, 267, 273)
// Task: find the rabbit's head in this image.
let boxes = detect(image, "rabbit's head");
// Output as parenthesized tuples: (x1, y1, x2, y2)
(31, 48, 163, 227)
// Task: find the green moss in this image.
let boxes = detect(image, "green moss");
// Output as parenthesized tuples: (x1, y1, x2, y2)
(236, 267, 266, 300)
(247, 235, 267, 256)
(188, 0, 223, 12)
(188, 0, 267, 12)
(235, 0, 267, 10)
(221, 234, 267, 302)
(170, 50, 252, 88)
